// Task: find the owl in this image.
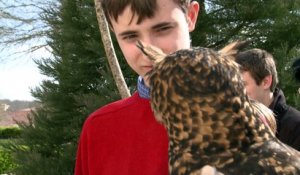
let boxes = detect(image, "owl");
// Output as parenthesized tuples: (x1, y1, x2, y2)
(136, 40, 300, 175)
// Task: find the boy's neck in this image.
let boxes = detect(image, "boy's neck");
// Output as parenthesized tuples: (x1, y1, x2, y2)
(137, 76, 150, 99)
(263, 91, 274, 107)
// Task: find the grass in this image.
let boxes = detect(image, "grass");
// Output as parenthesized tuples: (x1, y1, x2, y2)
(0, 139, 17, 174)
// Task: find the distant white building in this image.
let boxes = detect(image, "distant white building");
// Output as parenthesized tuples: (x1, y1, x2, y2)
(0, 103, 10, 112)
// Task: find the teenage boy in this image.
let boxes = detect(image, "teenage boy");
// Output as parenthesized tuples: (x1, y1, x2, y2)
(236, 49, 300, 151)
(74, 0, 200, 174)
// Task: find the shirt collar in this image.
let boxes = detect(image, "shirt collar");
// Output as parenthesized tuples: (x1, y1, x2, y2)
(137, 76, 150, 99)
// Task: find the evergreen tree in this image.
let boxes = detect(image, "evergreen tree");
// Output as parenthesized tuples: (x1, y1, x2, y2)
(5, 0, 135, 174)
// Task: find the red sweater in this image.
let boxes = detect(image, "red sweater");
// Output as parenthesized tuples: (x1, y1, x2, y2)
(74, 92, 169, 175)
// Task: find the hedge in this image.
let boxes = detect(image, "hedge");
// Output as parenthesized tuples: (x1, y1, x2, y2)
(0, 127, 21, 139)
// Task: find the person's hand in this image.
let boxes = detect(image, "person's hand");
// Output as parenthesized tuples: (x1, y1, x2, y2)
(199, 165, 224, 175)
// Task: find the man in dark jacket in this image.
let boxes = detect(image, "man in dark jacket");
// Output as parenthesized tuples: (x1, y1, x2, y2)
(236, 49, 300, 151)
(269, 88, 300, 150)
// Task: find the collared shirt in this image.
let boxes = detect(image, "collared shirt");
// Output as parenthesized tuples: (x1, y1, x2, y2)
(137, 76, 150, 99)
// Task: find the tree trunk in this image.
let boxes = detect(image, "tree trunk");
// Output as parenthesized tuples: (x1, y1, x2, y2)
(94, 0, 131, 99)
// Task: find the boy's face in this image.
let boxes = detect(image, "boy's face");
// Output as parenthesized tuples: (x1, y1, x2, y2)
(242, 71, 266, 103)
(110, 0, 199, 85)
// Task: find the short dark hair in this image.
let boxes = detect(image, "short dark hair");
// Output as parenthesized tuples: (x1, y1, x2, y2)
(236, 49, 278, 92)
(100, 0, 192, 28)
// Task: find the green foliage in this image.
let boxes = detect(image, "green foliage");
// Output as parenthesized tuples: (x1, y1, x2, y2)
(0, 139, 17, 174)
(0, 149, 16, 174)
(0, 127, 21, 139)
(272, 45, 300, 109)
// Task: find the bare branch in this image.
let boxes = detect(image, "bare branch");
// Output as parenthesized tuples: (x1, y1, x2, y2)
(94, 0, 131, 99)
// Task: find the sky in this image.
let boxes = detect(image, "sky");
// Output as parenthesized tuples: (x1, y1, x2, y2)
(0, 47, 50, 101)
(0, 0, 51, 101)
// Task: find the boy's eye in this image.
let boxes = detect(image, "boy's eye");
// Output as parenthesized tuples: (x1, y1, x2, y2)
(122, 34, 138, 42)
(155, 26, 172, 33)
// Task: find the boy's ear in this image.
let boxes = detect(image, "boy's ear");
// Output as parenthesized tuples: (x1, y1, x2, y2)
(262, 75, 273, 89)
(187, 1, 200, 32)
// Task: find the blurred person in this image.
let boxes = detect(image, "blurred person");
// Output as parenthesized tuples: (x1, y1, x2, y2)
(251, 99, 277, 134)
(236, 49, 300, 151)
(292, 57, 300, 94)
(292, 58, 300, 83)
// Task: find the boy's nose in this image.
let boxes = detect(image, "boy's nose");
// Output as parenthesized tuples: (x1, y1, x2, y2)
(139, 33, 162, 48)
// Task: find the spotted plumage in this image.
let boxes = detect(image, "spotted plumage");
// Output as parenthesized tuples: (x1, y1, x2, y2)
(136, 41, 300, 175)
